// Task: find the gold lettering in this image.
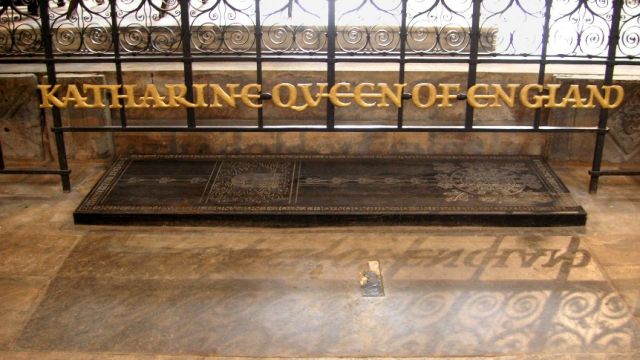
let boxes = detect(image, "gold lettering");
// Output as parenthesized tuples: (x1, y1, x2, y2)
(411, 83, 437, 109)
(165, 84, 196, 108)
(272, 83, 299, 109)
(467, 84, 492, 109)
(38, 81, 625, 111)
(329, 82, 352, 107)
(96, 85, 122, 109)
(298, 83, 327, 109)
(520, 84, 546, 109)
(560, 84, 588, 108)
(38, 84, 65, 108)
(544, 84, 563, 108)
(354, 83, 377, 108)
(586, 85, 625, 109)
(490, 84, 518, 108)
(210, 84, 239, 108)
(192, 84, 209, 108)
(82, 84, 108, 108)
(437, 84, 460, 108)
(62, 84, 91, 108)
(120, 85, 146, 108)
(240, 83, 262, 109)
(377, 83, 405, 108)
(138, 84, 169, 108)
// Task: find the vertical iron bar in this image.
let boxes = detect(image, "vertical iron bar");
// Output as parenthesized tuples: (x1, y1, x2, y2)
(327, 0, 336, 129)
(397, 0, 408, 129)
(464, 0, 482, 129)
(0, 138, 5, 170)
(39, 0, 71, 192)
(179, 0, 196, 127)
(109, 0, 127, 127)
(255, 0, 264, 128)
(534, 0, 553, 129)
(589, 0, 623, 193)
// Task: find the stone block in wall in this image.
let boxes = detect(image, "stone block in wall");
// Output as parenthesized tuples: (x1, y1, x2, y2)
(42, 74, 114, 160)
(168, 132, 545, 157)
(547, 75, 640, 163)
(0, 74, 46, 162)
(113, 133, 177, 156)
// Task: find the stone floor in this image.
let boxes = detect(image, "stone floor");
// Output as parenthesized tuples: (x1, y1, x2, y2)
(0, 160, 639, 360)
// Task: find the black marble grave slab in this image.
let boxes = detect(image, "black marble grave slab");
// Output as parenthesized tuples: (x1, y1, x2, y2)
(74, 155, 587, 226)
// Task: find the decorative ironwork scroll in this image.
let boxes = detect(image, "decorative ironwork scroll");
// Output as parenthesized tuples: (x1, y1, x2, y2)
(406, 0, 473, 54)
(48, 0, 112, 54)
(117, 0, 182, 54)
(260, 0, 327, 54)
(618, 0, 640, 58)
(0, 0, 42, 55)
(189, 0, 255, 54)
(1, 0, 635, 58)
(479, 0, 546, 56)
(548, 0, 613, 58)
(335, 0, 402, 54)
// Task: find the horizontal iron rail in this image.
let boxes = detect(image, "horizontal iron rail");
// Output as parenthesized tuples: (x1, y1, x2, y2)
(2, 56, 638, 66)
(53, 125, 607, 133)
(589, 170, 640, 176)
(0, 168, 71, 175)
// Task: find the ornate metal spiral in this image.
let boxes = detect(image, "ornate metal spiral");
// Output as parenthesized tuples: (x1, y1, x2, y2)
(548, 0, 613, 57)
(0, 0, 637, 63)
(0, 0, 42, 55)
(336, 0, 401, 54)
(190, 0, 255, 54)
(47, 0, 113, 54)
(13, 22, 42, 53)
(263, 24, 293, 52)
(294, 25, 325, 53)
(337, 26, 367, 53)
(618, 0, 640, 57)
(117, 0, 182, 54)
(261, 0, 326, 54)
(407, 0, 473, 54)
(479, 0, 546, 55)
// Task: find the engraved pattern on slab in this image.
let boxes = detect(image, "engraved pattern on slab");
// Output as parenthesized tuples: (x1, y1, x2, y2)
(207, 160, 295, 204)
(73, 155, 584, 218)
(434, 162, 550, 203)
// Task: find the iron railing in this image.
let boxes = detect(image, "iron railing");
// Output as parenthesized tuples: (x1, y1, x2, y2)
(0, 0, 638, 193)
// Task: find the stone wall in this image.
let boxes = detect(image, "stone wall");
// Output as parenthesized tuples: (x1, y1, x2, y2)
(0, 66, 638, 165)
(548, 75, 640, 163)
(0, 74, 47, 162)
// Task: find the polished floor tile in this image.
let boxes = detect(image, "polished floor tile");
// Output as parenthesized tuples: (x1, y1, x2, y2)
(0, 232, 80, 277)
(1, 162, 640, 359)
(15, 233, 640, 357)
(0, 277, 50, 348)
